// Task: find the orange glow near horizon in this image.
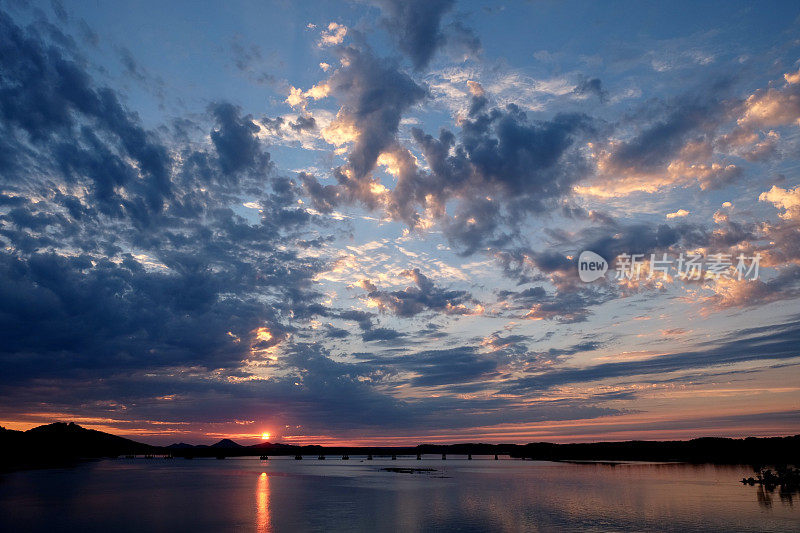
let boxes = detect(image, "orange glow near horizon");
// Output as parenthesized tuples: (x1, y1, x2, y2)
(4, 402, 799, 447)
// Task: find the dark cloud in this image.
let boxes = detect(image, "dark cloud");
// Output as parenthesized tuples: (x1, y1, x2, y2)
(209, 102, 270, 177)
(359, 345, 498, 387)
(323, 324, 351, 339)
(413, 102, 591, 206)
(403, 101, 594, 252)
(610, 105, 709, 170)
(336, 309, 375, 331)
(375, 0, 479, 70)
(360, 268, 479, 317)
(290, 115, 316, 132)
(406, 346, 497, 386)
(279, 343, 410, 427)
(230, 40, 262, 72)
(378, 0, 453, 69)
(297, 44, 429, 219)
(0, 10, 172, 222)
(299, 172, 340, 213)
(572, 77, 607, 102)
(305, 53, 595, 255)
(229, 39, 275, 85)
(361, 327, 405, 342)
(328, 45, 427, 184)
(601, 85, 741, 184)
(261, 115, 317, 135)
(0, 13, 332, 398)
(515, 287, 608, 323)
(0, 251, 283, 379)
(503, 318, 800, 393)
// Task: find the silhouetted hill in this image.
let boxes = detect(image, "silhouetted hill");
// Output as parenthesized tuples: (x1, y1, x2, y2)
(509, 436, 800, 463)
(166, 438, 243, 449)
(0, 422, 156, 471)
(250, 442, 303, 450)
(210, 438, 243, 449)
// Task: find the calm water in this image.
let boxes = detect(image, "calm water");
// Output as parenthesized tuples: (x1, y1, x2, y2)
(0, 456, 797, 532)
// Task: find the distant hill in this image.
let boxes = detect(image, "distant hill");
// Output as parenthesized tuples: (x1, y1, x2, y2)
(210, 438, 243, 449)
(166, 438, 244, 449)
(166, 442, 196, 449)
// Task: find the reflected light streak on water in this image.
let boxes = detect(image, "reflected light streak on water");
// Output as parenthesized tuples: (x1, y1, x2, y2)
(256, 472, 271, 533)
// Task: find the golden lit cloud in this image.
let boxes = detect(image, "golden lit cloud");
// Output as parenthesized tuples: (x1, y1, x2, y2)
(759, 184, 800, 220)
(738, 70, 800, 129)
(666, 209, 690, 219)
(255, 327, 273, 342)
(318, 22, 347, 47)
(321, 111, 359, 146)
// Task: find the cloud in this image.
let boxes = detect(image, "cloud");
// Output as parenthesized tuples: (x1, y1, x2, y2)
(697, 266, 800, 309)
(503, 317, 800, 393)
(261, 115, 317, 136)
(358, 345, 498, 387)
(359, 268, 480, 317)
(297, 45, 428, 212)
(579, 68, 800, 197)
(209, 102, 270, 177)
(299, 172, 340, 213)
(577, 94, 738, 196)
(760, 184, 800, 220)
(285, 83, 330, 111)
(0, 251, 288, 380)
(572, 77, 607, 102)
(335, 309, 376, 331)
(374, 0, 480, 70)
(737, 68, 800, 129)
(329, 46, 427, 178)
(318, 22, 347, 47)
(666, 209, 690, 219)
(401, 98, 593, 251)
(50, 0, 68, 22)
(495, 281, 609, 324)
(717, 127, 780, 162)
(361, 327, 405, 342)
(0, 12, 178, 225)
(404, 346, 497, 386)
(0, 13, 334, 398)
(487, 212, 788, 321)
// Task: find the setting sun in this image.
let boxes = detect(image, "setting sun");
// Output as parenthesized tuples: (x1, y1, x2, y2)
(261, 432, 270, 440)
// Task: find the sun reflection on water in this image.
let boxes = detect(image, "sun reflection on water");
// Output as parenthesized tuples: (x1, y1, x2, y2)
(256, 472, 271, 533)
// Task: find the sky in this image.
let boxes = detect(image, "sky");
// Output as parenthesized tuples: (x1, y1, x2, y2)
(0, 0, 799, 446)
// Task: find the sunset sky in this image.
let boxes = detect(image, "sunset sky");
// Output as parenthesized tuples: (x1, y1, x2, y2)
(1, 0, 799, 446)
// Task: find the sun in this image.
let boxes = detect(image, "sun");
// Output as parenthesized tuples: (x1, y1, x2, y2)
(261, 432, 270, 440)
